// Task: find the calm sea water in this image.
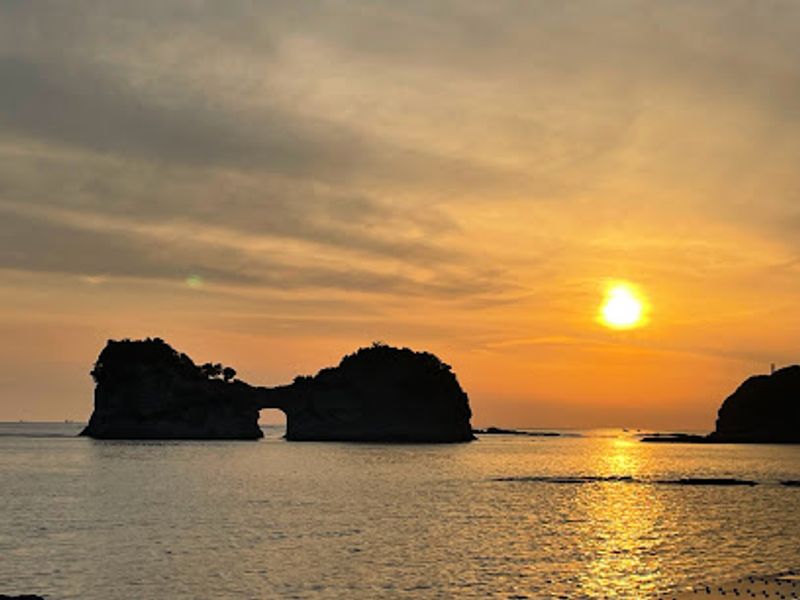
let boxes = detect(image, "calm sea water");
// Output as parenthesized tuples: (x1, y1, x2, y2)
(1, 423, 799, 599)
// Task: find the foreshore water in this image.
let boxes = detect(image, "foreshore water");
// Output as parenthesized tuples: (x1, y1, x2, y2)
(2, 423, 799, 599)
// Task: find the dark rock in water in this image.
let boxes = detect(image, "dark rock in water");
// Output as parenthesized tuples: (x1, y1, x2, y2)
(656, 477, 758, 486)
(709, 365, 800, 443)
(275, 343, 474, 442)
(639, 433, 708, 443)
(81, 339, 474, 443)
(474, 426, 560, 437)
(497, 475, 767, 487)
(81, 338, 264, 440)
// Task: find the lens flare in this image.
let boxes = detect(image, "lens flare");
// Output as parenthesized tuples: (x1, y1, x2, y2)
(185, 274, 204, 289)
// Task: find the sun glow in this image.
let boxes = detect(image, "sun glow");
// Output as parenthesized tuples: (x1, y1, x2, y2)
(599, 282, 647, 329)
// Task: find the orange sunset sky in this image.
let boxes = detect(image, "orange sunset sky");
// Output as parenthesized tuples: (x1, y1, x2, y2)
(2, 2, 799, 429)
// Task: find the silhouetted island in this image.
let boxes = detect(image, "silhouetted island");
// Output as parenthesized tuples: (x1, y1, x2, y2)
(81, 338, 264, 439)
(709, 365, 800, 443)
(275, 343, 474, 442)
(642, 365, 800, 444)
(81, 338, 474, 442)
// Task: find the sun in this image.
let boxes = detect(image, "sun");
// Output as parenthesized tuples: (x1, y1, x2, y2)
(599, 282, 647, 330)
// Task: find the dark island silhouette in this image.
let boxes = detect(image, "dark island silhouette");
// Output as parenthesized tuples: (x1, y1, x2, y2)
(81, 338, 264, 440)
(709, 365, 800, 443)
(81, 338, 474, 442)
(643, 365, 800, 444)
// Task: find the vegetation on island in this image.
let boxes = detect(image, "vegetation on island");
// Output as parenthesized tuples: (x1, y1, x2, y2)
(91, 337, 237, 385)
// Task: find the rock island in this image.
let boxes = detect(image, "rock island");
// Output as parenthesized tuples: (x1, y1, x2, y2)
(81, 338, 474, 443)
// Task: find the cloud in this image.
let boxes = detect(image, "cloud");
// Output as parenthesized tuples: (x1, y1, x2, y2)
(0, 48, 518, 199)
(0, 4, 798, 302)
(2, 0, 799, 275)
(0, 55, 367, 176)
(0, 205, 254, 285)
(0, 201, 509, 298)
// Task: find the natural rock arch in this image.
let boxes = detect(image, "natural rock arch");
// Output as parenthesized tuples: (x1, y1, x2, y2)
(82, 338, 474, 443)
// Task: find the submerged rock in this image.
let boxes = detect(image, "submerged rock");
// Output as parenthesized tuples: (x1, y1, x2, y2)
(474, 427, 560, 437)
(655, 477, 758, 486)
(639, 433, 708, 443)
(709, 365, 800, 443)
(81, 339, 474, 443)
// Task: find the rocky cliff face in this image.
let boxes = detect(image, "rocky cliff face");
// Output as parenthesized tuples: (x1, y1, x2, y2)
(81, 338, 264, 440)
(278, 343, 474, 442)
(709, 365, 800, 443)
(81, 339, 474, 443)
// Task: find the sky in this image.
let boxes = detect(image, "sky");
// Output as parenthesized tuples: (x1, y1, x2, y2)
(2, 1, 799, 429)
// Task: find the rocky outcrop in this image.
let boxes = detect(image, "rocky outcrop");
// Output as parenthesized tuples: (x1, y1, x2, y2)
(474, 427, 560, 437)
(276, 343, 474, 442)
(642, 365, 800, 444)
(81, 338, 264, 439)
(639, 432, 708, 443)
(656, 477, 758, 486)
(81, 339, 474, 443)
(708, 365, 800, 443)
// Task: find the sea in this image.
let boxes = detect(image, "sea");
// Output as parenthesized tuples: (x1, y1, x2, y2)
(1, 422, 799, 599)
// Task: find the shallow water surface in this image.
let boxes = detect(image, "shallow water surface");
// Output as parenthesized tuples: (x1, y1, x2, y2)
(1, 423, 799, 599)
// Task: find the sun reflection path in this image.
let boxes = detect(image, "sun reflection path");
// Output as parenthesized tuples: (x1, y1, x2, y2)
(574, 438, 670, 597)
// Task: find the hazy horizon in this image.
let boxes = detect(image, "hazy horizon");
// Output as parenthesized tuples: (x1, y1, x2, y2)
(3, 1, 800, 430)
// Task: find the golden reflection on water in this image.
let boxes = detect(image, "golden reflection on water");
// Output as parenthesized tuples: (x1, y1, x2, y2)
(5, 426, 800, 599)
(576, 439, 668, 597)
(606, 438, 640, 474)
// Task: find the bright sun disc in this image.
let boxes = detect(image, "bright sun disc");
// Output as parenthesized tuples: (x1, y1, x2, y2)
(600, 283, 646, 329)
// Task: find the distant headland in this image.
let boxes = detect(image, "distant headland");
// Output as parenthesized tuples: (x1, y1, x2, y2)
(81, 338, 474, 443)
(643, 365, 800, 444)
